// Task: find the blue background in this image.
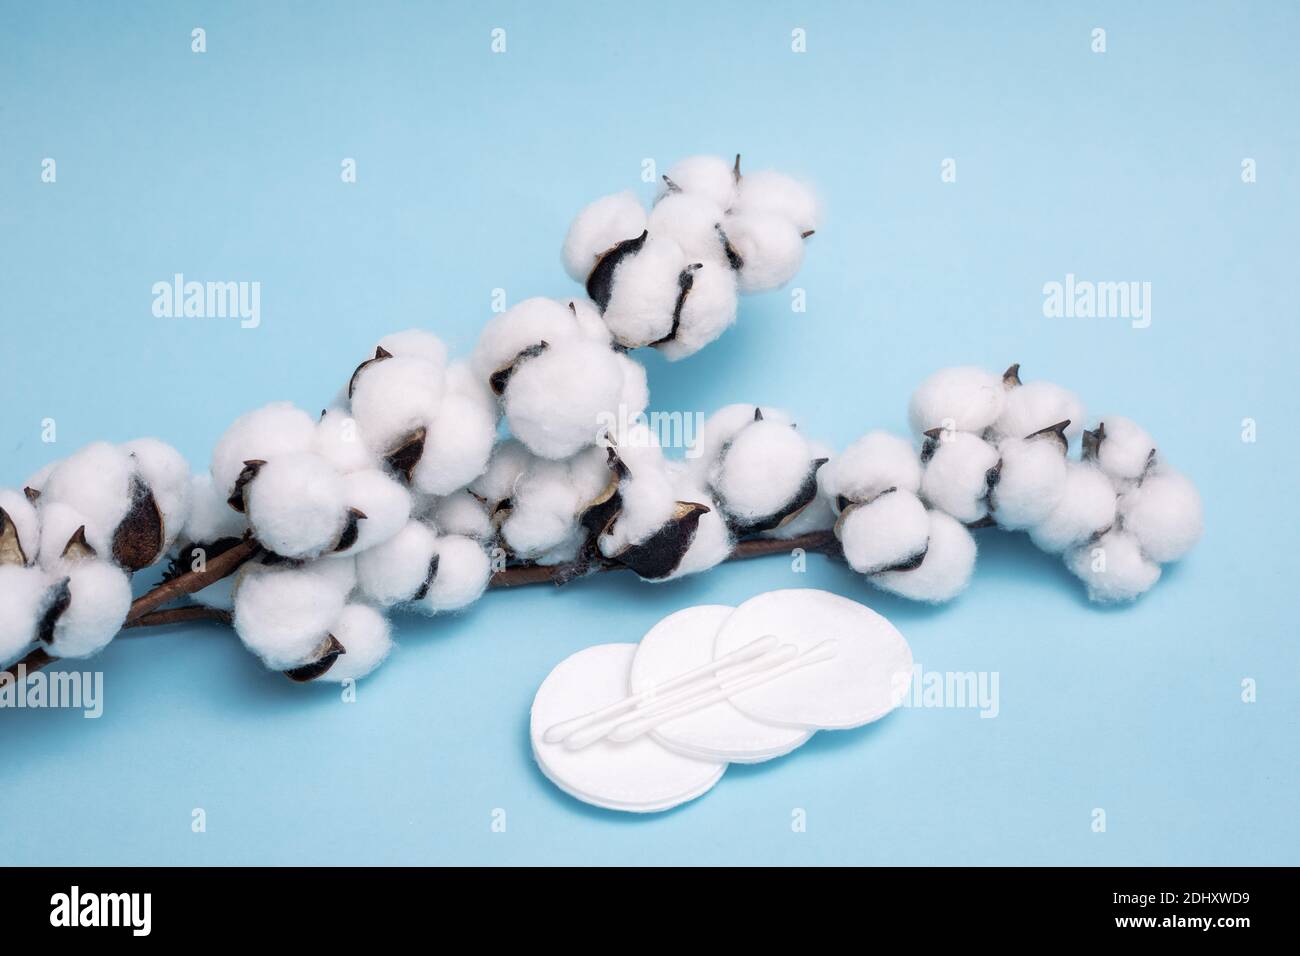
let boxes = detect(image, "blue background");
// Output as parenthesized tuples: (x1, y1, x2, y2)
(2, 0, 1297, 865)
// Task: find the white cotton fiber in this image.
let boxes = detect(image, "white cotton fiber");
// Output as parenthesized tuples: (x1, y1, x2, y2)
(418, 534, 491, 612)
(1117, 469, 1203, 563)
(211, 402, 316, 497)
(724, 212, 805, 293)
(337, 469, 411, 554)
(995, 380, 1085, 441)
(47, 560, 131, 659)
(120, 437, 192, 549)
(504, 338, 623, 460)
(321, 604, 392, 682)
(244, 452, 347, 559)
(871, 510, 977, 603)
(233, 562, 350, 669)
(314, 409, 377, 475)
(565, 298, 614, 343)
(182, 473, 247, 544)
(442, 359, 500, 421)
(501, 447, 609, 560)
(837, 490, 930, 574)
(990, 436, 1067, 530)
(412, 392, 497, 495)
(473, 297, 607, 390)
(1093, 416, 1156, 482)
(355, 519, 439, 606)
(0, 488, 40, 566)
(661, 155, 738, 209)
(427, 491, 493, 541)
(598, 428, 676, 557)
(24, 461, 58, 496)
(734, 169, 820, 234)
(35, 502, 95, 566)
(711, 419, 818, 526)
(662, 466, 733, 580)
(40, 442, 133, 553)
(613, 353, 650, 423)
(601, 234, 689, 348)
(1064, 530, 1161, 603)
(647, 193, 728, 264)
(349, 355, 444, 459)
(655, 262, 739, 361)
(820, 430, 923, 504)
(562, 191, 648, 283)
(908, 367, 1006, 436)
(376, 329, 448, 367)
(690, 404, 791, 476)
(764, 440, 836, 539)
(1028, 462, 1117, 554)
(920, 432, 1000, 524)
(469, 439, 533, 507)
(0, 565, 50, 663)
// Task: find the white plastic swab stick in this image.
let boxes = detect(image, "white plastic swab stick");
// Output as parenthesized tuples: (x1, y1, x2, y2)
(542, 634, 779, 744)
(606, 639, 840, 744)
(561, 644, 798, 751)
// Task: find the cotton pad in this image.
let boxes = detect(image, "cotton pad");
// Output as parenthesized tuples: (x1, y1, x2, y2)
(628, 605, 812, 763)
(712, 589, 913, 730)
(531, 643, 727, 812)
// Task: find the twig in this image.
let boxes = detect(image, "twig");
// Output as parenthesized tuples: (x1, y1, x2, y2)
(4, 530, 839, 678)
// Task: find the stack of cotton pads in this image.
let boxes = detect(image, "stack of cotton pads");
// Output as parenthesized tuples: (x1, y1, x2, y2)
(529, 589, 913, 813)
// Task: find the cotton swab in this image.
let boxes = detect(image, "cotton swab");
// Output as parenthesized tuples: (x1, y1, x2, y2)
(542, 634, 779, 744)
(605, 640, 840, 743)
(561, 643, 799, 750)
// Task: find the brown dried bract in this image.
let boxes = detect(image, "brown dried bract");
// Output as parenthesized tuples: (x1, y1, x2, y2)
(0, 507, 28, 567)
(282, 634, 347, 683)
(111, 476, 166, 571)
(347, 345, 393, 399)
(613, 501, 711, 580)
(227, 460, 267, 513)
(385, 428, 427, 483)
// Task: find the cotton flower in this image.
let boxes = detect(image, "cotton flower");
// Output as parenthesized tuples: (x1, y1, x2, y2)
(211, 402, 317, 499)
(241, 452, 351, 560)
(1027, 462, 1117, 554)
(43, 559, 132, 659)
(994, 366, 1085, 442)
(0, 565, 61, 664)
(1116, 468, 1203, 563)
(1084, 416, 1156, 484)
(316, 604, 392, 683)
(1064, 529, 1161, 603)
(233, 560, 352, 672)
(989, 430, 1069, 530)
(836, 489, 930, 575)
(355, 519, 440, 607)
(416, 534, 492, 612)
(871, 510, 977, 603)
(920, 431, 1001, 525)
(908, 366, 1006, 436)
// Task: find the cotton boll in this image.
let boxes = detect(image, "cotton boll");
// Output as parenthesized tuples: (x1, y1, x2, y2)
(919, 432, 1000, 524)
(417, 535, 491, 612)
(503, 338, 624, 459)
(411, 392, 497, 495)
(0, 488, 41, 566)
(24, 461, 57, 496)
(734, 169, 819, 234)
(233, 562, 350, 670)
(40, 442, 133, 553)
(314, 409, 377, 475)
(837, 490, 930, 574)
(647, 193, 729, 264)
(376, 329, 448, 367)
(0, 565, 53, 663)
(500, 447, 610, 560)
(689, 404, 784, 477)
(1089, 416, 1156, 483)
(908, 367, 1005, 436)
(763, 441, 835, 539)
(349, 355, 444, 461)
(597, 430, 677, 557)
(46, 560, 131, 659)
(1117, 470, 1203, 563)
(711, 419, 823, 530)
(244, 453, 348, 559)
(660, 155, 738, 209)
(725, 212, 805, 293)
(1065, 530, 1161, 603)
(211, 402, 316, 498)
(1029, 462, 1117, 554)
(442, 359, 500, 421)
(354, 519, 439, 607)
(565, 298, 614, 343)
(600, 235, 690, 348)
(562, 191, 648, 283)
(661, 471, 733, 580)
(182, 474, 247, 545)
(120, 438, 191, 550)
(311, 604, 391, 682)
(820, 430, 923, 505)
(469, 440, 532, 508)
(995, 380, 1085, 441)
(35, 502, 94, 567)
(990, 436, 1067, 530)
(335, 469, 411, 555)
(473, 297, 586, 385)
(871, 510, 977, 603)
(655, 262, 739, 361)
(427, 491, 493, 541)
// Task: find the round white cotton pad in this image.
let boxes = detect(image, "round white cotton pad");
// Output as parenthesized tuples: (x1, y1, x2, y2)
(629, 605, 812, 764)
(712, 589, 912, 730)
(530, 643, 726, 813)
(908, 367, 1005, 436)
(1117, 469, 1204, 563)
